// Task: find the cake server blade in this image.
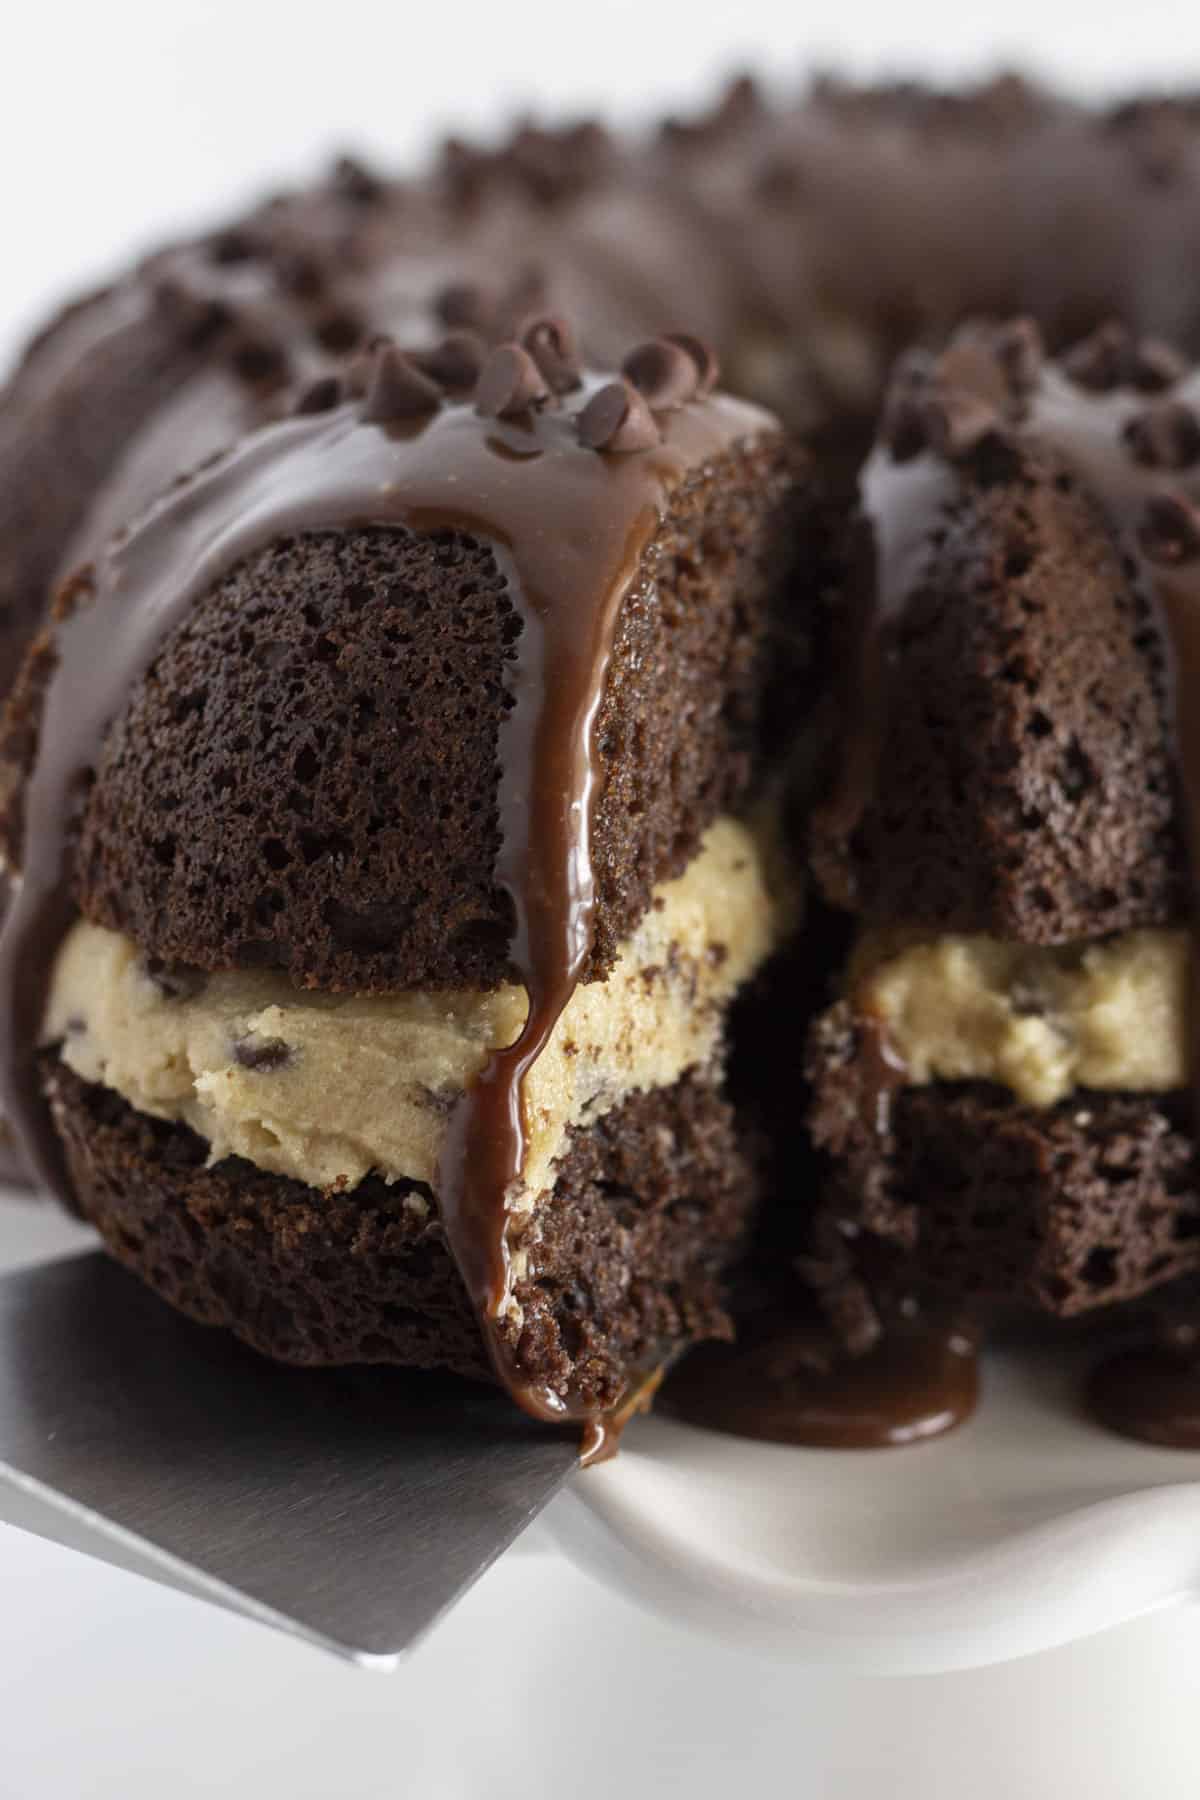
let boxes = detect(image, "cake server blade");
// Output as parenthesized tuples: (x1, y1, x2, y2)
(0, 1250, 579, 1666)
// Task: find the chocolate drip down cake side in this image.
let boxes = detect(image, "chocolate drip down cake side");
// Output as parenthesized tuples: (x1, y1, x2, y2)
(7, 71, 1200, 1454)
(0, 323, 802, 1453)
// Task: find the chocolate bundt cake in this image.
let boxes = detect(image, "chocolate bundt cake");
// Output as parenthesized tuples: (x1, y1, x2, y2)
(0, 325, 803, 1451)
(9, 69, 1200, 1451)
(806, 321, 1200, 1367)
(9, 72, 1200, 712)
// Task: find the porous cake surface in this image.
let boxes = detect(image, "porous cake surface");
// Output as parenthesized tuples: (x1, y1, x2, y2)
(55, 431, 792, 992)
(48, 1059, 753, 1414)
(808, 1001, 1200, 1322)
(811, 333, 1185, 940)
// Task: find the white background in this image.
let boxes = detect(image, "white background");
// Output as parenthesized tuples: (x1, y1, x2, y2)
(5, 3, 1200, 1794)
(6, 0, 1200, 366)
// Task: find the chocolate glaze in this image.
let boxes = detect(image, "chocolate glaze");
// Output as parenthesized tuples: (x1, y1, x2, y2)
(813, 447, 956, 853)
(1086, 1345, 1200, 1449)
(27, 71, 1200, 659)
(831, 324, 1200, 890)
(0, 353, 772, 1445)
(663, 1311, 978, 1448)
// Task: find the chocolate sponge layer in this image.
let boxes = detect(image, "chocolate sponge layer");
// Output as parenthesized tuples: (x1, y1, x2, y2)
(811, 445, 1182, 943)
(807, 1001, 1200, 1320)
(49, 436, 796, 993)
(47, 1058, 754, 1411)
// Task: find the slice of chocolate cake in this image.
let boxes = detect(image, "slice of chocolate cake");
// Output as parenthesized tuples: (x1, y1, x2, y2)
(806, 319, 1200, 1349)
(0, 326, 805, 1452)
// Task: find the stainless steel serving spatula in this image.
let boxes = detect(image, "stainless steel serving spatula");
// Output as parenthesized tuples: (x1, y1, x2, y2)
(0, 1251, 579, 1666)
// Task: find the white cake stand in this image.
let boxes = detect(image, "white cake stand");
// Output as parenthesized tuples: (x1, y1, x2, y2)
(548, 1337, 1200, 1672)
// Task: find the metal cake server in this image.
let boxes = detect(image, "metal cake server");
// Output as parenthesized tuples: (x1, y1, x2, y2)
(0, 1251, 579, 1666)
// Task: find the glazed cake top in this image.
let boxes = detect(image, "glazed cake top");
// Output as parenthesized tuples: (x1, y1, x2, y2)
(0, 325, 791, 1444)
(812, 319, 1200, 947)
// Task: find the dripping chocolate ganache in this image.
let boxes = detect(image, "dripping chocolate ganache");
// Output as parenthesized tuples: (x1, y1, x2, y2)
(0, 325, 804, 1449)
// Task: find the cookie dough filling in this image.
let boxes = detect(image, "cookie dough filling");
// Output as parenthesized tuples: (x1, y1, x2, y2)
(850, 928, 1188, 1107)
(43, 816, 779, 1200)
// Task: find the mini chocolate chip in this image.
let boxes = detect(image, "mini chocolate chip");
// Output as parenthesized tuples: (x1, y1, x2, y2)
(921, 387, 1002, 460)
(347, 331, 402, 395)
(435, 282, 489, 331)
(233, 1034, 293, 1072)
(344, 337, 390, 398)
(440, 135, 489, 203)
(362, 345, 443, 423)
(1061, 321, 1131, 391)
(1131, 336, 1190, 393)
(410, 331, 487, 392)
(716, 72, 762, 125)
(754, 154, 806, 206)
(64, 1015, 86, 1037)
(1008, 979, 1047, 1018)
(1123, 400, 1200, 470)
(522, 315, 583, 394)
(662, 331, 720, 396)
(660, 116, 702, 151)
(331, 154, 384, 205)
(474, 343, 549, 418)
(151, 276, 232, 349)
(294, 374, 344, 416)
(1139, 492, 1200, 565)
(417, 1082, 458, 1117)
(314, 311, 364, 354)
(210, 230, 255, 266)
(143, 956, 208, 1002)
(991, 316, 1044, 394)
(576, 380, 662, 452)
(230, 336, 289, 386)
(275, 249, 327, 301)
(622, 337, 699, 408)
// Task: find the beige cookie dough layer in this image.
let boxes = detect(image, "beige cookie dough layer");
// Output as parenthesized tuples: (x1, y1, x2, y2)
(45, 816, 779, 1202)
(850, 927, 1188, 1108)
